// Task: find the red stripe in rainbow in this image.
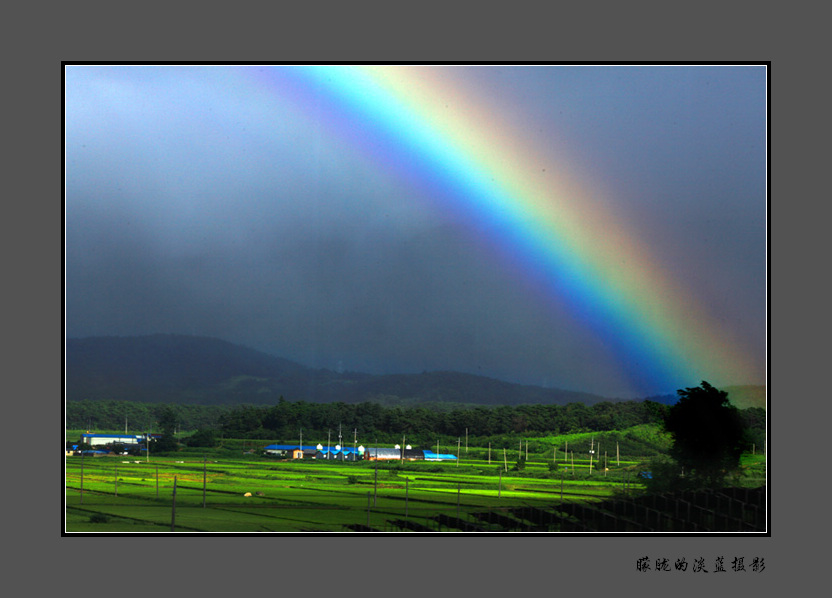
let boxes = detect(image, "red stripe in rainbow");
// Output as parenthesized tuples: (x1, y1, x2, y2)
(249, 65, 763, 396)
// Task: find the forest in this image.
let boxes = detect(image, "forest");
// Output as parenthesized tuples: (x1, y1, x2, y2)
(66, 397, 766, 449)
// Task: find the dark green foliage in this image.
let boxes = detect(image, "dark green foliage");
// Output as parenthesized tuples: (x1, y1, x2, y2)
(89, 512, 110, 523)
(65, 400, 227, 433)
(151, 435, 179, 453)
(664, 381, 747, 488)
(67, 392, 761, 463)
(151, 405, 180, 453)
(640, 455, 689, 493)
(186, 428, 219, 448)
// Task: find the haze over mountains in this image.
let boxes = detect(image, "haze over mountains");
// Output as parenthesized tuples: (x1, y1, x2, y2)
(65, 335, 765, 409)
(65, 335, 619, 406)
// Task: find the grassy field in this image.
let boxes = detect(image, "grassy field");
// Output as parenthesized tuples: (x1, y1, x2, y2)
(65, 426, 766, 533)
(65, 451, 659, 532)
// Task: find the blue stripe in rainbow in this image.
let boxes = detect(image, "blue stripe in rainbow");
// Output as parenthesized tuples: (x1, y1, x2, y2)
(247, 65, 761, 396)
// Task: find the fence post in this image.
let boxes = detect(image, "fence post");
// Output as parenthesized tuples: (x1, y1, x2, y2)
(203, 455, 207, 508)
(171, 476, 177, 532)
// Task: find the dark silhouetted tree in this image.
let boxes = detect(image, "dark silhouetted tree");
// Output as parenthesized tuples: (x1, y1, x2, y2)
(153, 405, 180, 452)
(186, 428, 219, 448)
(664, 381, 746, 487)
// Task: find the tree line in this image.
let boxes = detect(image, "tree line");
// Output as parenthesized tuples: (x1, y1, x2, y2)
(67, 396, 765, 447)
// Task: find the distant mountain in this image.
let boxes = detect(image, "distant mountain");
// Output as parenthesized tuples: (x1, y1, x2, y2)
(65, 334, 612, 407)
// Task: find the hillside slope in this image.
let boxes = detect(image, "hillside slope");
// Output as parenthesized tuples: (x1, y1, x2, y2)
(65, 334, 611, 407)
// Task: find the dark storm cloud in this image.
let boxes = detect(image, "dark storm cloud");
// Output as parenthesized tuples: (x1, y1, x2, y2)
(64, 65, 767, 397)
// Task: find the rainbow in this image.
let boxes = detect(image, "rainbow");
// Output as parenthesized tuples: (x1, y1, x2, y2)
(247, 65, 762, 396)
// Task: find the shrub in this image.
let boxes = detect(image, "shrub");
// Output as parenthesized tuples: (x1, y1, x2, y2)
(640, 455, 689, 493)
(186, 428, 219, 448)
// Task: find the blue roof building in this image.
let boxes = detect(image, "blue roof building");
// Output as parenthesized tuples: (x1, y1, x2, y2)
(263, 444, 320, 452)
(316, 447, 361, 461)
(422, 450, 457, 461)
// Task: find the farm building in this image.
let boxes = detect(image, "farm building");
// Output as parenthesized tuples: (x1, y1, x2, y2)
(80, 433, 159, 446)
(316, 447, 361, 461)
(363, 447, 437, 461)
(364, 447, 401, 461)
(422, 450, 458, 461)
(264, 444, 319, 459)
(262, 444, 457, 462)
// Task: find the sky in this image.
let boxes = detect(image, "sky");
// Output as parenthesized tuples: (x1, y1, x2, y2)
(64, 64, 767, 399)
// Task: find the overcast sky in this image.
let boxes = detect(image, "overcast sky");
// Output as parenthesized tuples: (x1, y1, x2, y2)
(64, 64, 767, 399)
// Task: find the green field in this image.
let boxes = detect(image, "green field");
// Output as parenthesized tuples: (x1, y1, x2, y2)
(65, 424, 766, 533)
(65, 450, 660, 532)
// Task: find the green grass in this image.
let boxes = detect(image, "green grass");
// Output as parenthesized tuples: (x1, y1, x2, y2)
(65, 437, 765, 533)
(63, 456, 638, 533)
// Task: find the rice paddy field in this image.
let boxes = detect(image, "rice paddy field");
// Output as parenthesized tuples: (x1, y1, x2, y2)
(65, 451, 651, 533)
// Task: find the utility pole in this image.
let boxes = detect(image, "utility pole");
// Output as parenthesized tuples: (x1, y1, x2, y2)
(589, 439, 595, 475)
(457, 438, 461, 467)
(503, 448, 508, 472)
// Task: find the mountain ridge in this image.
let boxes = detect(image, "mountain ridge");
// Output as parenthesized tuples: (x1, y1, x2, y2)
(65, 334, 765, 409)
(65, 334, 614, 406)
